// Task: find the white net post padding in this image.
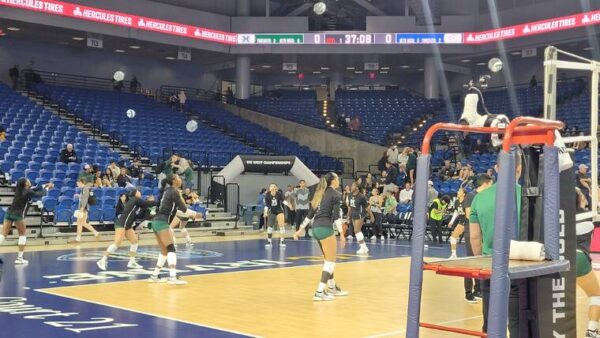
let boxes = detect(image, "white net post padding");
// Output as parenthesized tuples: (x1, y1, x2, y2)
(544, 46, 600, 221)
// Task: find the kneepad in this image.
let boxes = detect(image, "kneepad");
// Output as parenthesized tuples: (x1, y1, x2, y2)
(17, 236, 26, 246)
(166, 243, 176, 253)
(450, 237, 457, 245)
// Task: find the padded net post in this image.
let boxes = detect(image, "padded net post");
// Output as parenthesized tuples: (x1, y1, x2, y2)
(543, 146, 560, 260)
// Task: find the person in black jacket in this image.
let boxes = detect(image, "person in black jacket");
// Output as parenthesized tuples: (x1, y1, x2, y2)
(59, 144, 77, 163)
(0, 178, 52, 264)
(383, 162, 398, 194)
(293, 173, 349, 301)
(97, 189, 159, 271)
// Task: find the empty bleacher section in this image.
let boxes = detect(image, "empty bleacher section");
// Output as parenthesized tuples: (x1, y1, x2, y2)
(35, 84, 258, 168)
(240, 90, 323, 129)
(335, 90, 443, 145)
(187, 100, 342, 173)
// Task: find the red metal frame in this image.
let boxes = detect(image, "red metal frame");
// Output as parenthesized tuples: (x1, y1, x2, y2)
(420, 323, 488, 337)
(422, 263, 492, 279)
(421, 116, 564, 155)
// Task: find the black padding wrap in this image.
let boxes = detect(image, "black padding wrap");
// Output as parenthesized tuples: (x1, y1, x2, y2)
(166, 244, 176, 253)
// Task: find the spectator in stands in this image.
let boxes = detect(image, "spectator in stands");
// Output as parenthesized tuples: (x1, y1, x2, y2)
(406, 148, 417, 185)
(530, 75, 538, 88)
(459, 164, 471, 182)
(59, 144, 78, 163)
(387, 145, 399, 167)
(93, 169, 103, 188)
(486, 168, 496, 182)
(178, 90, 187, 112)
(170, 155, 193, 189)
(130, 76, 139, 93)
(168, 93, 179, 109)
(101, 168, 115, 187)
(427, 180, 438, 206)
(214, 90, 222, 102)
(384, 162, 399, 194)
(226, 86, 234, 104)
(452, 162, 463, 180)
(377, 171, 387, 193)
(574, 132, 588, 150)
(439, 160, 454, 181)
(369, 188, 384, 240)
(462, 165, 477, 186)
(9, 65, 19, 89)
(363, 173, 376, 192)
(378, 150, 389, 173)
(577, 164, 592, 207)
(398, 182, 413, 206)
(117, 167, 135, 189)
(383, 191, 398, 227)
(257, 188, 266, 230)
(398, 147, 410, 168)
(336, 113, 348, 132)
(473, 139, 489, 154)
(129, 158, 144, 180)
(397, 165, 407, 187)
(284, 185, 296, 226)
(78, 164, 95, 186)
(116, 193, 128, 219)
(348, 116, 361, 132)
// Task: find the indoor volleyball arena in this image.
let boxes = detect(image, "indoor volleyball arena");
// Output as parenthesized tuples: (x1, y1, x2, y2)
(0, 1, 600, 337)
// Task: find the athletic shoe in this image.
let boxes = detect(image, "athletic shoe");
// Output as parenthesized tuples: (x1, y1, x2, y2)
(369, 235, 376, 240)
(586, 329, 600, 338)
(328, 286, 349, 297)
(96, 259, 107, 271)
(265, 242, 272, 249)
(346, 235, 352, 240)
(465, 294, 479, 304)
(449, 254, 458, 260)
(14, 258, 28, 265)
(147, 275, 166, 283)
(356, 246, 369, 255)
(279, 241, 286, 248)
(313, 291, 334, 301)
(167, 276, 187, 285)
(127, 260, 143, 269)
(473, 291, 482, 299)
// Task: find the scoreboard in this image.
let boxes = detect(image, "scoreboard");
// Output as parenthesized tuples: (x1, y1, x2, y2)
(238, 33, 463, 45)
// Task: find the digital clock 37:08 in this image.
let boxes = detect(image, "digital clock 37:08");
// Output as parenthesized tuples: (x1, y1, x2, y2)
(324, 33, 373, 44)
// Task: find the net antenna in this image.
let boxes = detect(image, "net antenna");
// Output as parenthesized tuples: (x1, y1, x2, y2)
(544, 46, 600, 221)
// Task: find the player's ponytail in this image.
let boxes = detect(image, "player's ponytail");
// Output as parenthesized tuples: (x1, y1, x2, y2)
(310, 177, 328, 209)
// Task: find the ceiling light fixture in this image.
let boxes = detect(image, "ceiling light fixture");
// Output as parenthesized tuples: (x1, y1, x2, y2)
(72, 37, 84, 41)
(476, 62, 486, 66)
(511, 51, 521, 55)
(418, 68, 424, 71)
(261, 65, 272, 68)
(381, 66, 390, 70)
(346, 66, 355, 70)
(380, 71, 389, 74)
(287, 71, 296, 74)
(583, 47, 593, 51)
(129, 45, 141, 49)
(461, 59, 471, 63)
(6, 27, 20, 31)
(354, 70, 363, 74)
(312, 71, 321, 74)
(165, 56, 175, 60)
(320, 67, 329, 70)
(114, 49, 125, 53)
(401, 65, 410, 69)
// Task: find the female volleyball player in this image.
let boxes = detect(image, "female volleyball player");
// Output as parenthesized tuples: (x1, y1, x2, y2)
(447, 186, 468, 260)
(72, 178, 100, 243)
(263, 183, 288, 248)
(148, 174, 201, 285)
(348, 181, 372, 255)
(293, 172, 349, 301)
(96, 189, 159, 271)
(0, 178, 52, 264)
(169, 189, 203, 248)
(575, 222, 600, 338)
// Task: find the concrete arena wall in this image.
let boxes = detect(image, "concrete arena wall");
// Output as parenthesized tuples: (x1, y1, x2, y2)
(221, 104, 386, 173)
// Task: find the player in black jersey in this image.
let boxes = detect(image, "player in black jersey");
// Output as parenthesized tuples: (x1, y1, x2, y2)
(263, 183, 289, 248)
(96, 189, 159, 271)
(293, 173, 349, 301)
(348, 181, 372, 255)
(0, 178, 52, 264)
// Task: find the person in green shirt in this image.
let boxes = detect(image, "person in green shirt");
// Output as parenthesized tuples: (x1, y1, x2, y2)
(469, 150, 522, 337)
(77, 164, 96, 186)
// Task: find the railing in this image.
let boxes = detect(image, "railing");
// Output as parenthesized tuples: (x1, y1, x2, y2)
(23, 69, 134, 93)
(226, 183, 240, 229)
(159, 85, 222, 103)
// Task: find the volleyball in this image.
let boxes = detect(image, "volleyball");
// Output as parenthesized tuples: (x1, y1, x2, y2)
(186, 120, 198, 133)
(313, 1, 326, 15)
(488, 57, 503, 73)
(113, 70, 125, 81)
(126, 109, 136, 118)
